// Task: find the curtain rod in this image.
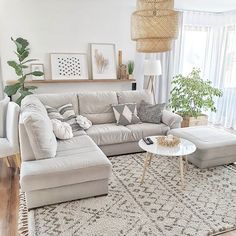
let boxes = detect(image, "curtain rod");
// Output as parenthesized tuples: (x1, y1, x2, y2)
(176, 8, 236, 15)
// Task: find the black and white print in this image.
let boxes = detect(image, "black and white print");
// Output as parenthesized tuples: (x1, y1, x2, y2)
(50, 53, 88, 80)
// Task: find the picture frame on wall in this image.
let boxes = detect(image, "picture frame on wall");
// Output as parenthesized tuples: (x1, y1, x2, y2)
(30, 64, 45, 81)
(50, 53, 88, 80)
(90, 43, 117, 80)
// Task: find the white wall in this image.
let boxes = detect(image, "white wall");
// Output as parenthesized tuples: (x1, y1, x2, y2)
(0, 0, 136, 93)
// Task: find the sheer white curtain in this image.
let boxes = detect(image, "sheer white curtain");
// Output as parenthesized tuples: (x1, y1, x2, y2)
(0, 58, 4, 100)
(209, 23, 236, 129)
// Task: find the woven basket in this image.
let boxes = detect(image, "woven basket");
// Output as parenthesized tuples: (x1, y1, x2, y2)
(137, 0, 174, 10)
(131, 10, 179, 40)
(136, 38, 172, 52)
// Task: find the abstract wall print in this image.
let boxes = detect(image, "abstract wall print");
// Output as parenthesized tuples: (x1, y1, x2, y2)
(91, 43, 117, 80)
(50, 53, 88, 80)
(30, 64, 45, 81)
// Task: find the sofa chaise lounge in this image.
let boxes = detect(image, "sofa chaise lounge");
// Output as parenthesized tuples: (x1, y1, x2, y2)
(19, 90, 182, 208)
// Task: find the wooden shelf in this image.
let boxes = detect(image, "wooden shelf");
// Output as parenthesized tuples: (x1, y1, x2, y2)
(6, 79, 135, 85)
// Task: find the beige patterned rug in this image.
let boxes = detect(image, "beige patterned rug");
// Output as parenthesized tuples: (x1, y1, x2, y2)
(19, 153, 236, 236)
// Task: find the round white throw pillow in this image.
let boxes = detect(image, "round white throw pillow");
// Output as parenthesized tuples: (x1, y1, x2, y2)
(51, 119, 73, 140)
(76, 115, 92, 130)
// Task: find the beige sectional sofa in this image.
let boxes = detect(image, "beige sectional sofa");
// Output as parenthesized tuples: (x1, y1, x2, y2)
(19, 90, 182, 209)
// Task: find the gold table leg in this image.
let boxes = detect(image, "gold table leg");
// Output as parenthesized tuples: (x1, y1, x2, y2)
(141, 152, 152, 184)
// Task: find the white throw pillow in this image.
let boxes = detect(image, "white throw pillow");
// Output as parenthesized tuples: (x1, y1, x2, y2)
(76, 115, 92, 130)
(51, 119, 73, 140)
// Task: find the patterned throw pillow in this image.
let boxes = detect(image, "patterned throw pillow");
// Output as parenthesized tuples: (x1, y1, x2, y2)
(46, 104, 82, 135)
(138, 100, 165, 124)
(112, 103, 141, 126)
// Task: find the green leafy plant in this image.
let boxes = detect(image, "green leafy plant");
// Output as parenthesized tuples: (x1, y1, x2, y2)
(169, 68, 223, 117)
(4, 37, 44, 105)
(127, 61, 134, 75)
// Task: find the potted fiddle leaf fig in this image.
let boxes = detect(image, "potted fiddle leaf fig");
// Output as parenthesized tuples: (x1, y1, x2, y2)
(4, 37, 44, 105)
(169, 68, 223, 127)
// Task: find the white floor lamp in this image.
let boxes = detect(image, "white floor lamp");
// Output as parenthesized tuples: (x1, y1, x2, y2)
(144, 59, 162, 104)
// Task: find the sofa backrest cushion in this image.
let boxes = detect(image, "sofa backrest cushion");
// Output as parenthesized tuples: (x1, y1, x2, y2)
(21, 96, 57, 160)
(35, 93, 79, 114)
(78, 91, 118, 124)
(0, 95, 10, 137)
(117, 90, 153, 106)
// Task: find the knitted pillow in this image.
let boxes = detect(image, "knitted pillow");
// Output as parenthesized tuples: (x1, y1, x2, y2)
(51, 119, 73, 140)
(112, 103, 141, 126)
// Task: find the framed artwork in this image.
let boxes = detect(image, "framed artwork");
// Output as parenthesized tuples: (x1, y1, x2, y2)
(90, 43, 117, 80)
(50, 53, 88, 80)
(30, 64, 45, 81)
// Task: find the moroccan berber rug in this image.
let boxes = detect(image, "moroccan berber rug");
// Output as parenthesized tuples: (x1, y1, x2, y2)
(19, 153, 236, 236)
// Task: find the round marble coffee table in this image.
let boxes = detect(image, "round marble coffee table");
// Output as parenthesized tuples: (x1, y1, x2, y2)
(138, 136, 196, 188)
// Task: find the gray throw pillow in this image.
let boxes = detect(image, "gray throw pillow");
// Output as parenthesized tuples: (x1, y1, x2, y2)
(138, 100, 165, 124)
(46, 104, 82, 135)
(112, 103, 141, 126)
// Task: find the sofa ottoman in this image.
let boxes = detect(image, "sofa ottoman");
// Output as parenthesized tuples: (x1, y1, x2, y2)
(169, 126, 236, 168)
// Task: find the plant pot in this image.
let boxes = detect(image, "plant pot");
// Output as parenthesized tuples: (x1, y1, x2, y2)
(128, 74, 134, 80)
(181, 114, 208, 128)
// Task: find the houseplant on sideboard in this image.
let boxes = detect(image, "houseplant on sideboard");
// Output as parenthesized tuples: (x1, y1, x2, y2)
(4, 37, 43, 105)
(169, 68, 223, 127)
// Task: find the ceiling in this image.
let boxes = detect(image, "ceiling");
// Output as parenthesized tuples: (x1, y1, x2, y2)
(174, 0, 236, 13)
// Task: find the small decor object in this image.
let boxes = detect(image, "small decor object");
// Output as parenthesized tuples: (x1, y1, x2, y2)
(156, 135, 180, 147)
(50, 53, 88, 80)
(4, 37, 44, 105)
(144, 59, 162, 104)
(112, 103, 141, 126)
(169, 68, 223, 127)
(117, 50, 128, 80)
(76, 115, 92, 130)
(30, 64, 45, 81)
(91, 43, 117, 80)
(127, 61, 134, 80)
(131, 0, 180, 52)
(51, 119, 73, 140)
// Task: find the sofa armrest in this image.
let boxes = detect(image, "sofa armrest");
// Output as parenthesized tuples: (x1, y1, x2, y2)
(6, 102, 20, 153)
(162, 110, 183, 129)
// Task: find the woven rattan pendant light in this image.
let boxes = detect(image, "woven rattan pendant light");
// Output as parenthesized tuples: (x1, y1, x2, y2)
(131, 0, 180, 53)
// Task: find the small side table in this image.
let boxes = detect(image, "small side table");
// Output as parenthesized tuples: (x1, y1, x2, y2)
(138, 136, 196, 188)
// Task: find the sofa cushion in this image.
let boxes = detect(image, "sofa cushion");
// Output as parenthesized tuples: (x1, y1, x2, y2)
(78, 91, 118, 124)
(138, 101, 165, 124)
(112, 103, 141, 126)
(0, 95, 10, 138)
(86, 123, 133, 145)
(21, 95, 48, 118)
(20, 135, 112, 192)
(22, 112, 57, 160)
(35, 93, 79, 114)
(127, 123, 170, 141)
(117, 90, 153, 106)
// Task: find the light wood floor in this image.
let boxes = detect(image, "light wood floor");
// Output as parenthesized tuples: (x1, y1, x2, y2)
(0, 142, 236, 236)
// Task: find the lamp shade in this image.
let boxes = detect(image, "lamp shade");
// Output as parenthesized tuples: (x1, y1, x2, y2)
(144, 60, 162, 76)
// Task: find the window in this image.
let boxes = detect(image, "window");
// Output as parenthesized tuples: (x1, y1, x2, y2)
(180, 25, 212, 76)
